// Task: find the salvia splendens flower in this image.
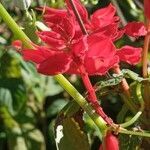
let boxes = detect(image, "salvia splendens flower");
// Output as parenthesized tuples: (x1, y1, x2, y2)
(21, 0, 143, 76)
(99, 132, 119, 150)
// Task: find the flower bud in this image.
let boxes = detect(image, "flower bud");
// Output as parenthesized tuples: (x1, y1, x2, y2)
(99, 132, 119, 150)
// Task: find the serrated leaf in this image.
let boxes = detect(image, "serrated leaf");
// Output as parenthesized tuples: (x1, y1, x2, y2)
(96, 75, 123, 90)
(55, 101, 90, 150)
(55, 118, 90, 150)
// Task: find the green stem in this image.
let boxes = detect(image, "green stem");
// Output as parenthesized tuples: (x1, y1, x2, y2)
(0, 4, 32, 48)
(54, 74, 107, 131)
(120, 111, 142, 128)
(119, 128, 150, 138)
(0, 2, 107, 132)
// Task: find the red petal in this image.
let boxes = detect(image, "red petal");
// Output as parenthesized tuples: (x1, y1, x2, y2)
(12, 40, 22, 49)
(44, 14, 64, 25)
(85, 55, 118, 75)
(44, 16, 75, 41)
(144, 0, 150, 20)
(116, 46, 142, 65)
(87, 35, 116, 57)
(22, 47, 56, 63)
(38, 32, 65, 49)
(60, 17, 75, 40)
(37, 53, 72, 75)
(42, 7, 67, 26)
(91, 3, 117, 28)
(92, 23, 125, 41)
(66, 61, 80, 74)
(43, 7, 67, 15)
(125, 22, 147, 37)
(71, 36, 88, 58)
(37, 31, 61, 39)
(84, 35, 119, 75)
(65, 0, 88, 23)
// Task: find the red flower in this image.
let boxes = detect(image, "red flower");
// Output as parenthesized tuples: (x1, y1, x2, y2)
(22, 35, 118, 75)
(144, 0, 150, 20)
(21, 1, 142, 76)
(90, 4, 119, 29)
(125, 22, 147, 37)
(43, 2, 122, 41)
(116, 46, 142, 65)
(99, 132, 119, 150)
(22, 36, 87, 75)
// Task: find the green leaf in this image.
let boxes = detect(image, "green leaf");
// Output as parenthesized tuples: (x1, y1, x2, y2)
(0, 78, 27, 115)
(42, 76, 63, 97)
(96, 75, 123, 89)
(46, 99, 68, 117)
(7, 123, 46, 150)
(22, 124, 46, 150)
(55, 118, 90, 150)
(23, 11, 40, 44)
(55, 101, 90, 150)
(0, 51, 22, 78)
(0, 88, 13, 114)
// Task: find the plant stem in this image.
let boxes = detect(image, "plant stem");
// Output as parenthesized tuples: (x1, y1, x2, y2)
(142, 19, 150, 122)
(54, 74, 107, 131)
(119, 128, 150, 138)
(0, 4, 32, 49)
(113, 66, 130, 97)
(120, 111, 142, 128)
(0, 2, 107, 132)
(69, 0, 87, 35)
(142, 20, 150, 78)
(79, 66, 113, 125)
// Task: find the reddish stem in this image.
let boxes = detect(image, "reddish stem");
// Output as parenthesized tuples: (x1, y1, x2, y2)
(142, 19, 150, 78)
(79, 66, 113, 125)
(113, 66, 130, 97)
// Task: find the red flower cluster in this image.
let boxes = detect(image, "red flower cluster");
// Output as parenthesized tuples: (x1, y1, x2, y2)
(22, 0, 143, 76)
(99, 132, 119, 150)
